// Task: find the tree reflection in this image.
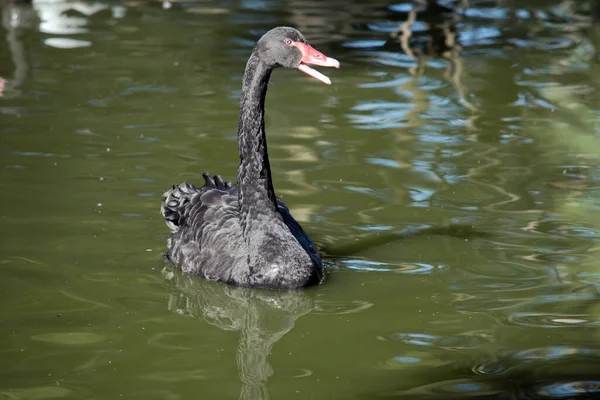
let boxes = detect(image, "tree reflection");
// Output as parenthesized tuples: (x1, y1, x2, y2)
(0, 0, 36, 98)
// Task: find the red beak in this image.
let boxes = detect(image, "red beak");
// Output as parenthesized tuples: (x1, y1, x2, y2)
(291, 42, 340, 85)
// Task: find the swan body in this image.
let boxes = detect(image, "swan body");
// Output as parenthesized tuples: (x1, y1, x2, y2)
(161, 27, 339, 289)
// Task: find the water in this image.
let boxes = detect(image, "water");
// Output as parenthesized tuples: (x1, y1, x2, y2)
(1, 0, 600, 398)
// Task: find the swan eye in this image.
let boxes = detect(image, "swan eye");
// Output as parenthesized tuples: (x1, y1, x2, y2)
(284, 39, 292, 46)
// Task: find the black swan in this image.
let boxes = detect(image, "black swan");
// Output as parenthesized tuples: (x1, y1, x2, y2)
(161, 27, 340, 290)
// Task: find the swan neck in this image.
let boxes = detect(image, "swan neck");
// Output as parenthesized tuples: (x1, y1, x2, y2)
(237, 53, 279, 228)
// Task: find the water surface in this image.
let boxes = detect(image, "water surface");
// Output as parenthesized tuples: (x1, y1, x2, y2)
(1, 0, 600, 398)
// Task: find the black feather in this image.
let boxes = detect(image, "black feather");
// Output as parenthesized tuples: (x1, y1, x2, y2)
(160, 27, 329, 289)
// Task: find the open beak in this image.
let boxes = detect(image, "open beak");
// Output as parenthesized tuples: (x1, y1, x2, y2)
(292, 42, 340, 85)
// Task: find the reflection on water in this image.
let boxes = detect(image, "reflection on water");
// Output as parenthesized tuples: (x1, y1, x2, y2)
(163, 267, 314, 400)
(1, 0, 600, 398)
(1, 1, 33, 98)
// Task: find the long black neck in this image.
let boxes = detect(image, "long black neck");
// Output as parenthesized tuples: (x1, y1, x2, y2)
(237, 52, 280, 234)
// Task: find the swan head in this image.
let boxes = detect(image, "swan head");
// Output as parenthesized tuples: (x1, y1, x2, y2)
(256, 26, 340, 85)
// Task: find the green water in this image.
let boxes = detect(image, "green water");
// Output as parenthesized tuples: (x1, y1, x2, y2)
(2, 0, 600, 398)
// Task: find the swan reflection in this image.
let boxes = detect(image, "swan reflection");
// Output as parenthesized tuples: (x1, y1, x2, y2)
(163, 267, 314, 400)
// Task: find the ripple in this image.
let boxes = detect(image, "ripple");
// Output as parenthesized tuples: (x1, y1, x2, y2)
(534, 380, 600, 397)
(139, 369, 207, 382)
(401, 379, 502, 397)
(0, 386, 73, 399)
(463, 7, 511, 20)
(146, 332, 205, 351)
(346, 100, 413, 130)
(121, 85, 178, 96)
(122, 213, 142, 218)
(450, 277, 545, 294)
(342, 39, 387, 49)
(473, 361, 515, 375)
(31, 332, 107, 346)
(313, 300, 374, 315)
(274, 368, 313, 378)
(88, 98, 110, 107)
(11, 151, 70, 158)
(511, 37, 576, 51)
(365, 157, 402, 169)
(391, 356, 421, 364)
(380, 353, 453, 369)
(458, 260, 544, 280)
(354, 224, 394, 232)
(341, 259, 443, 274)
(357, 75, 412, 89)
(111, 296, 166, 312)
(524, 219, 600, 239)
(388, 332, 438, 346)
(387, 3, 414, 13)
(509, 312, 599, 328)
(513, 346, 600, 361)
(387, 331, 489, 349)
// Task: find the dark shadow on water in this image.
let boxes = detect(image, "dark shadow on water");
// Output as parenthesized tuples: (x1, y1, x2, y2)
(162, 266, 314, 400)
(320, 219, 490, 258)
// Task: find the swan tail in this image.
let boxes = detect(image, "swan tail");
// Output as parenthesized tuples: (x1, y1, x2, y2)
(161, 181, 200, 231)
(201, 172, 233, 189)
(161, 173, 232, 231)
